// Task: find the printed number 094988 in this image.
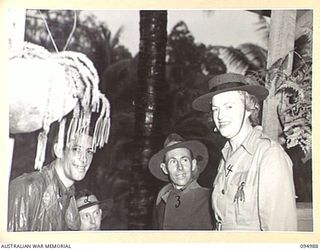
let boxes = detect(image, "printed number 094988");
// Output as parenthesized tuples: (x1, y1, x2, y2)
(300, 244, 319, 248)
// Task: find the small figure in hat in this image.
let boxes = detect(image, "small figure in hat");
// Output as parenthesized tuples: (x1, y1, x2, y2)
(75, 189, 113, 231)
(149, 133, 214, 230)
(192, 73, 297, 231)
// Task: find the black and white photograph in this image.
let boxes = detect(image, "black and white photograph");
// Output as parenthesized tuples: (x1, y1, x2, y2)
(2, 5, 316, 246)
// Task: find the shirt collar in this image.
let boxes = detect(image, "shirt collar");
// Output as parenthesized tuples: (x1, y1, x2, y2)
(158, 180, 201, 204)
(242, 126, 268, 154)
(52, 163, 75, 197)
(221, 126, 265, 159)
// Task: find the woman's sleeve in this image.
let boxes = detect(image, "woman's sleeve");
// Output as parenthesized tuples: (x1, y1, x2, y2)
(258, 144, 298, 231)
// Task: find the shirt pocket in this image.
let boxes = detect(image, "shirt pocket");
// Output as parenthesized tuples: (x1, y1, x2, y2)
(230, 171, 257, 225)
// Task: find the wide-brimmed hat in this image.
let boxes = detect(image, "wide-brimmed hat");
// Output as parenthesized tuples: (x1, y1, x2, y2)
(192, 73, 269, 112)
(148, 133, 209, 182)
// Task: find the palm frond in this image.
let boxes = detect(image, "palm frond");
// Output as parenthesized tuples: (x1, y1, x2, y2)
(237, 43, 267, 69)
(110, 26, 124, 48)
(293, 34, 313, 69)
(254, 15, 270, 44)
(219, 46, 253, 74)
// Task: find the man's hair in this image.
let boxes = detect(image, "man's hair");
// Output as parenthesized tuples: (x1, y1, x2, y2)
(49, 111, 96, 159)
(238, 91, 261, 126)
(48, 117, 71, 159)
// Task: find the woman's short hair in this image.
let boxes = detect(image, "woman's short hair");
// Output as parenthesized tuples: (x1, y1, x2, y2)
(238, 90, 261, 126)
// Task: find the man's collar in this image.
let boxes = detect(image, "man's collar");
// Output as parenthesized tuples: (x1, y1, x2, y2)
(52, 162, 75, 197)
(157, 180, 200, 204)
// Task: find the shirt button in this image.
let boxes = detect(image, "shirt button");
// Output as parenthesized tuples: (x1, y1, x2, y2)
(221, 189, 225, 195)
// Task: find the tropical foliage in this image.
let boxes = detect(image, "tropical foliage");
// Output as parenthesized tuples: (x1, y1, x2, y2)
(246, 32, 312, 161)
(24, 10, 132, 76)
(217, 43, 267, 74)
(166, 21, 226, 130)
(277, 54, 312, 160)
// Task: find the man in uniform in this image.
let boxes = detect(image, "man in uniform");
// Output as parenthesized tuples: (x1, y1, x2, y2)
(149, 133, 213, 230)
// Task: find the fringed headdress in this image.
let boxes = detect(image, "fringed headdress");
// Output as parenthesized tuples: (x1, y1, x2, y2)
(9, 42, 111, 170)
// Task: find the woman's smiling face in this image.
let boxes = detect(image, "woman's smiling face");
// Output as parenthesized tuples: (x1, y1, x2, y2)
(211, 91, 249, 139)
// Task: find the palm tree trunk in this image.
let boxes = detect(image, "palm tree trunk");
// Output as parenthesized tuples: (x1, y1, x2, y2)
(128, 10, 168, 229)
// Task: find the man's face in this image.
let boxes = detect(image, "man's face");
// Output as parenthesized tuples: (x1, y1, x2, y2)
(161, 147, 196, 189)
(62, 134, 94, 182)
(79, 204, 102, 231)
(211, 91, 250, 139)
